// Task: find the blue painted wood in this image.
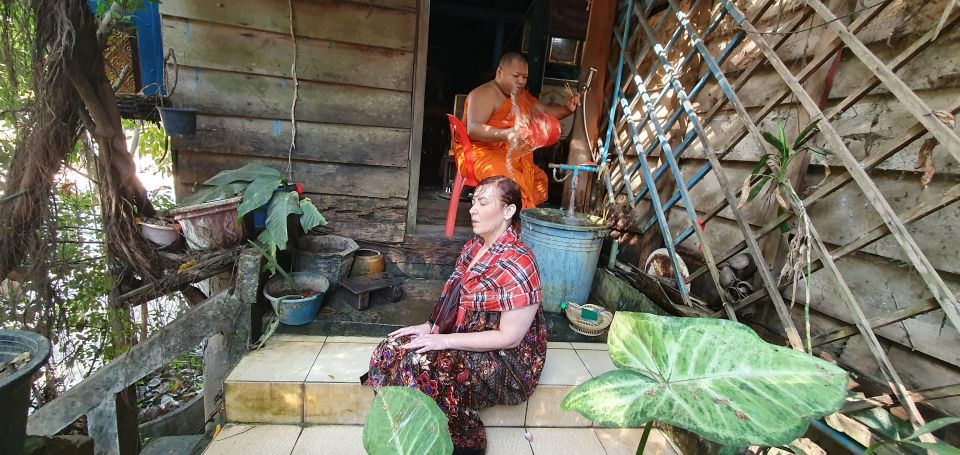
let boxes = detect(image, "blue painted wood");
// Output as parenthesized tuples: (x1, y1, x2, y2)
(617, 94, 692, 303)
(637, 31, 747, 235)
(624, 3, 737, 299)
(599, 0, 636, 204)
(610, 5, 728, 199)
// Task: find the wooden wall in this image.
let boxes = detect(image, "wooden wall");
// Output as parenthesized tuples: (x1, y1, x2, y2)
(604, 0, 960, 415)
(160, 0, 421, 242)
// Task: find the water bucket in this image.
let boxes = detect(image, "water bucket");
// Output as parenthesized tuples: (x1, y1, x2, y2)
(529, 113, 562, 149)
(0, 330, 52, 455)
(263, 273, 329, 325)
(158, 107, 197, 137)
(294, 235, 359, 288)
(520, 208, 610, 313)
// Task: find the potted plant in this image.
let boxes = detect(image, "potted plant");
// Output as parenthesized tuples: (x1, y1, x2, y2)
(176, 164, 330, 325)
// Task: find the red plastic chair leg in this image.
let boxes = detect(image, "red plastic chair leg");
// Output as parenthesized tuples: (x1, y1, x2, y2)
(445, 172, 466, 237)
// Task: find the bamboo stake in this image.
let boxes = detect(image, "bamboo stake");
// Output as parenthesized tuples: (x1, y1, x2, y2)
(729, 0, 930, 431)
(806, 0, 960, 164)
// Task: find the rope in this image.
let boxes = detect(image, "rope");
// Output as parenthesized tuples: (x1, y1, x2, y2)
(286, 0, 299, 180)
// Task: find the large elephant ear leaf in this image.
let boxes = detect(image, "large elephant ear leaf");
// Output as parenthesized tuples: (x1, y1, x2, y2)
(264, 191, 301, 251)
(562, 312, 849, 448)
(203, 163, 283, 186)
(299, 197, 327, 233)
(362, 386, 453, 455)
(237, 176, 283, 218)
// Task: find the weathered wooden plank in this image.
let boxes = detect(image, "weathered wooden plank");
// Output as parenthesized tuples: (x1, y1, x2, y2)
(404, 1, 429, 234)
(170, 67, 411, 128)
(27, 290, 242, 435)
(732, 3, 944, 429)
(173, 115, 410, 168)
(311, 193, 406, 243)
(162, 17, 414, 91)
(677, 163, 960, 275)
(176, 152, 409, 200)
(708, 0, 952, 77)
(160, 0, 416, 51)
(807, 0, 960, 163)
(736, 1, 960, 336)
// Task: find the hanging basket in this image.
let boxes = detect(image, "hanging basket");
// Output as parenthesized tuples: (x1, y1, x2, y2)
(158, 107, 197, 137)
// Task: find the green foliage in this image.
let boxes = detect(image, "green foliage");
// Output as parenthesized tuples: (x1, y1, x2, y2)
(561, 312, 848, 448)
(742, 120, 833, 207)
(362, 387, 453, 455)
(865, 417, 960, 455)
(179, 163, 327, 275)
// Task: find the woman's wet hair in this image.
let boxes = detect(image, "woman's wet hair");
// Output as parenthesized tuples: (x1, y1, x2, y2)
(475, 175, 522, 227)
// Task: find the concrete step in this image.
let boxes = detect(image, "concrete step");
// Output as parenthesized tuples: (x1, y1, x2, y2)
(223, 335, 625, 428)
(202, 423, 680, 455)
(141, 435, 204, 455)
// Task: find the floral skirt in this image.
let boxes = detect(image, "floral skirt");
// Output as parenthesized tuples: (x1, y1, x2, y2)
(364, 307, 547, 449)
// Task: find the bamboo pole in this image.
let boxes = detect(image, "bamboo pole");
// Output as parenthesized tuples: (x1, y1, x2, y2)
(729, 0, 930, 431)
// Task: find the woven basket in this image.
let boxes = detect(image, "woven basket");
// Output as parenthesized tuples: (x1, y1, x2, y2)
(564, 303, 613, 337)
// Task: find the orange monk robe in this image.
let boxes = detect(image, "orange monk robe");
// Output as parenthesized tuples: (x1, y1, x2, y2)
(456, 90, 548, 209)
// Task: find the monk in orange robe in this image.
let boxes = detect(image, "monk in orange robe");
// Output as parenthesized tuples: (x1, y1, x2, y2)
(457, 52, 579, 209)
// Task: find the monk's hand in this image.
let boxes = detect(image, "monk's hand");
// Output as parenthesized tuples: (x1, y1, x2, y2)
(402, 334, 451, 353)
(389, 322, 431, 340)
(506, 127, 532, 150)
(566, 93, 581, 113)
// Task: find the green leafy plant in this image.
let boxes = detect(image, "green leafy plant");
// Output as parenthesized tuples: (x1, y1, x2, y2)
(362, 386, 453, 455)
(738, 120, 833, 352)
(178, 163, 326, 277)
(561, 312, 848, 452)
(865, 417, 960, 454)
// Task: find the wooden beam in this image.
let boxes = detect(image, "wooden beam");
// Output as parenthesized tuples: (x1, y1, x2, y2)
(805, 0, 960, 164)
(564, 0, 617, 211)
(687, 98, 960, 285)
(117, 247, 241, 308)
(842, 383, 960, 413)
(663, 0, 805, 349)
(730, 0, 929, 430)
(723, 3, 960, 336)
(405, 0, 429, 235)
(28, 290, 238, 434)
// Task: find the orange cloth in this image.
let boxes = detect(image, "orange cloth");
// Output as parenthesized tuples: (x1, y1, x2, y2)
(457, 90, 548, 209)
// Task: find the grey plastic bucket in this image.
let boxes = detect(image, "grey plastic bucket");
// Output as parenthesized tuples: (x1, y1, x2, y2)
(294, 235, 359, 288)
(520, 208, 610, 313)
(0, 330, 52, 455)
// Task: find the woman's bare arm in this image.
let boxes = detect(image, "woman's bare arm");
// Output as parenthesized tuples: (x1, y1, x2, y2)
(401, 304, 539, 353)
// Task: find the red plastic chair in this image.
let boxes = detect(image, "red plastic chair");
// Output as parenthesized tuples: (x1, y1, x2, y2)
(444, 114, 478, 237)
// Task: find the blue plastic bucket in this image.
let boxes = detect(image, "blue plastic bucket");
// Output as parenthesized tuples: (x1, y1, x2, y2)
(263, 272, 329, 325)
(158, 107, 197, 137)
(520, 208, 611, 313)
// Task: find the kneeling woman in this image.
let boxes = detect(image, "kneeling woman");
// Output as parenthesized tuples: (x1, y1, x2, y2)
(363, 176, 547, 454)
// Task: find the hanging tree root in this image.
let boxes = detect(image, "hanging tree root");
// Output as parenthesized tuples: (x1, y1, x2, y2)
(0, 0, 160, 284)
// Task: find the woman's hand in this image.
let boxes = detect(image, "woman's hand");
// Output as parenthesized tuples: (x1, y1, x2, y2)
(388, 322, 431, 340)
(401, 334, 451, 354)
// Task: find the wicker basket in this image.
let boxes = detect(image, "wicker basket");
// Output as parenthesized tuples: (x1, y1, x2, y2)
(564, 303, 613, 337)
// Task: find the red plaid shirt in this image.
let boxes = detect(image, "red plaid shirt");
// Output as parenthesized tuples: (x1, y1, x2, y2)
(441, 227, 541, 326)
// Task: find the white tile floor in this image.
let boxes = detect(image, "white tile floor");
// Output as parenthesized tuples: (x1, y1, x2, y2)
(205, 424, 679, 454)
(213, 335, 681, 454)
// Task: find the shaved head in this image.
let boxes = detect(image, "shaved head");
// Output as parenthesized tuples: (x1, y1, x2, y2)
(499, 52, 527, 68)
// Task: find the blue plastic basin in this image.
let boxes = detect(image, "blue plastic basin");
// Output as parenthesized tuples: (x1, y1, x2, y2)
(263, 272, 329, 325)
(520, 208, 610, 313)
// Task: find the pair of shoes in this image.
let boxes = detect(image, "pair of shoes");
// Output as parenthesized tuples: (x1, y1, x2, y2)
(452, 446, 485, 455)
